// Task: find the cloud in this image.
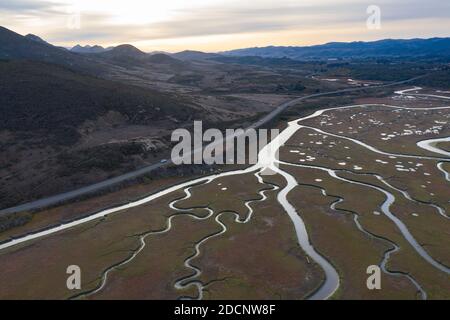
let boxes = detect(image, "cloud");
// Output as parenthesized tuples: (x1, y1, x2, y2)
(0, 0, 449, 51)
(54, 0, 450, 41)
(0, 0, 50, 11)
(47, 1, 365, 43)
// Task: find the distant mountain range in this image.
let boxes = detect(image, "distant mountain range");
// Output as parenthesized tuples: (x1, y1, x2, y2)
(222, 38, 450, 60)
(4, 25, 449, 64)
(71, 44, 113, 54)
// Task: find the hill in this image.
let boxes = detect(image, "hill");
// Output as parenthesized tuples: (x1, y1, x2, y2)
(91, 44, 150, 66)
(0, 27, 202, 209)
(173, 50, 221, 60)
(0, 59, 197, 145)
(0, 26, 102, 73)
(24, 34, 49, 45)
(147, 53, 183, 65)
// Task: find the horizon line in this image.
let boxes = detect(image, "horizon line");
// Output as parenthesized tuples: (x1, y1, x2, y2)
(4, 25, 450, 55)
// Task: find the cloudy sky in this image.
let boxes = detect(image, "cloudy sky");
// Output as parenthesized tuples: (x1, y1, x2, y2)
(0, 0, 449, 52)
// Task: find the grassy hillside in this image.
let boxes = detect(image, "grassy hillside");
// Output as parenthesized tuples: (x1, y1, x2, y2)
(0, 60, 197, 145)
(0, 26, 103, 74)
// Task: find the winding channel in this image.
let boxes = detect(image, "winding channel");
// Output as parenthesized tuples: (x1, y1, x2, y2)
(300, 104, 450, 162)
(417, 137, 450, 158)
(278, 160, 450, 275)
(173, 171, 280, 300)
(271, 164, 340, 300)
(71, 185, 215, 299)
(1, 89, 449, 300)
(395, 87, 450, 100)
(437, 162, 450, 182)
(292, 181, 426, 299)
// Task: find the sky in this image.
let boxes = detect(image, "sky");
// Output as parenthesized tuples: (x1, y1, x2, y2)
(0, 0, 449, 52)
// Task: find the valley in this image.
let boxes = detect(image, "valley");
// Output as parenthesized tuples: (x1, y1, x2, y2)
(0, 86, 448, 300)
(0, 25, 449, 301)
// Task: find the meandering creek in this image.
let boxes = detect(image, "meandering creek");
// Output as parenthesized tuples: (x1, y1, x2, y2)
(1, 89, 449, 300)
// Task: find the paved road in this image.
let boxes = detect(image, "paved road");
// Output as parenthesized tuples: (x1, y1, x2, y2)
(0, 75, 424, 215)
